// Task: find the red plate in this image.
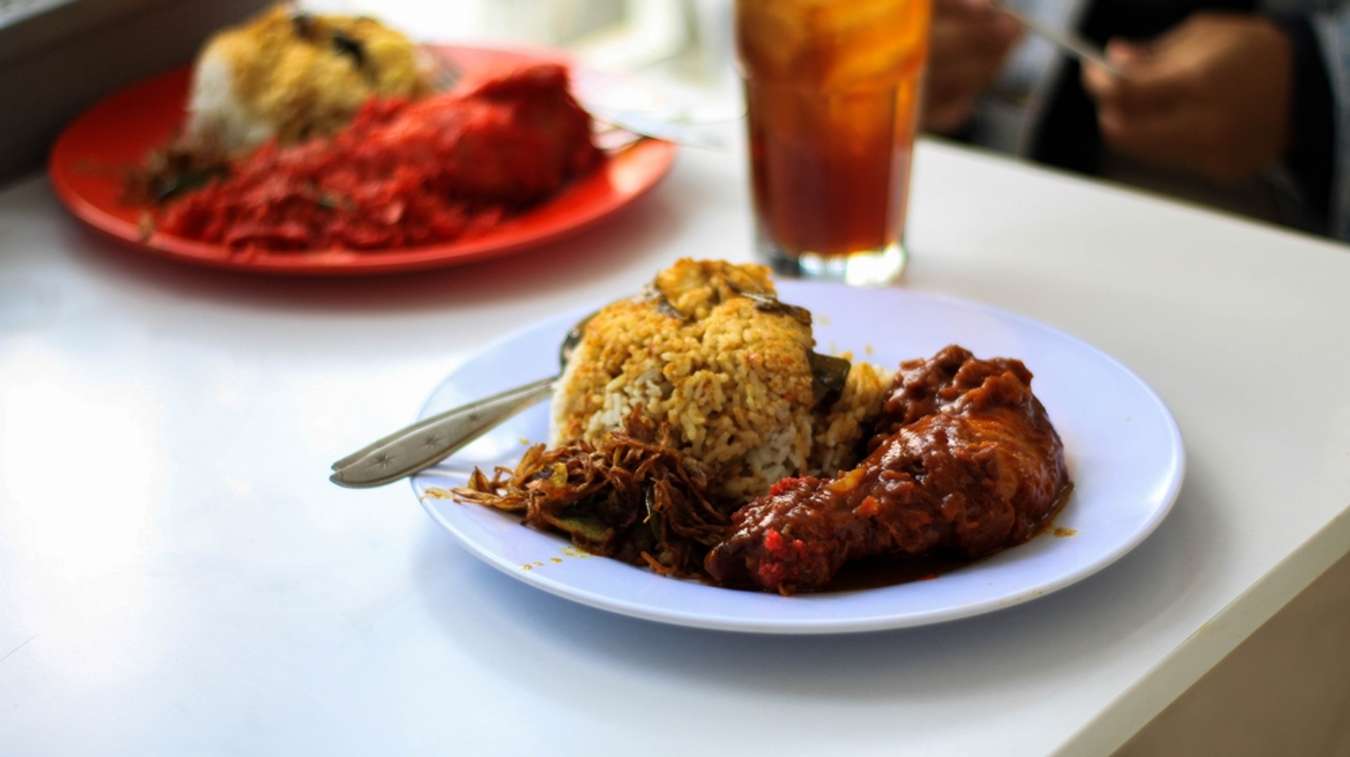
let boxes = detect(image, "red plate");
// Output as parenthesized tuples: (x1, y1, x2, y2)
(48, 45, 677, 276)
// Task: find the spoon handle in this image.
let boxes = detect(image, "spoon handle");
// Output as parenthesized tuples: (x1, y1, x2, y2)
(329, 375, 557, 488)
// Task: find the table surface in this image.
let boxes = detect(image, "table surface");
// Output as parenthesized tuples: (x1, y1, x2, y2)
(2, 141, 1348, 757)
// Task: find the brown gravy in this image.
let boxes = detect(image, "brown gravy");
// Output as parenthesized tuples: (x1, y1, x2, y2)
(824, 553, 972, 592)
(819, 482, 1075, 593)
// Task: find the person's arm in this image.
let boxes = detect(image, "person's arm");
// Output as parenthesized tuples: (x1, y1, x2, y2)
(1079, 8, 1346, 239)
(923, 0, 1023, 134)
(1080, 15, 1295, 182)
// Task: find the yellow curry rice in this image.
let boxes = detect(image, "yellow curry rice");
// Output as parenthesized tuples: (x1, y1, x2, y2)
(552, 259, 889, 500)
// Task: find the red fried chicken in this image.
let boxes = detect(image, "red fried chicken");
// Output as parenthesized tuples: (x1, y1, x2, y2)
(705, 346, 1070, 594)
(388, 64, 601, 204)
(161, 63, 601, 250)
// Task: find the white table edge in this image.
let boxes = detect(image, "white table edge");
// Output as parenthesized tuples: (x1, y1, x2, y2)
(1057, 507, 1350, 755)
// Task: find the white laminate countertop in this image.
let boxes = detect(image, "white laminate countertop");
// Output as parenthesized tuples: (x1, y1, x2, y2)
(1, 141, 1347, 756)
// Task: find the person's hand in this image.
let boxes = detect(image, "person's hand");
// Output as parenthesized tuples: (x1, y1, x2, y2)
(1081, 13, 1293, 182)
(924, 0, 1022, 134)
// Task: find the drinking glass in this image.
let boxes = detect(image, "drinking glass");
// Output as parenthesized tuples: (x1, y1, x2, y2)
(736, 0, 931, 284)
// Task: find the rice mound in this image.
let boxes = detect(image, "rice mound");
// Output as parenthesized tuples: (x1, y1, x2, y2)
(811, 357, 889, 474)
(186, 6, 431, 154)
(552, 259, 890, 500)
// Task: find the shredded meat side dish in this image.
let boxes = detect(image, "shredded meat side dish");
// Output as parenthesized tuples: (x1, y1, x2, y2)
(452, 416, 729, 577)
(705, 346, 1071, 594)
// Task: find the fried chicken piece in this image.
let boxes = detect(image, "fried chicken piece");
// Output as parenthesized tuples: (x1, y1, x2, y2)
(410, 63, 602, 203)
(867, 344, 1038, 443)
(705, 346, 1069, 594)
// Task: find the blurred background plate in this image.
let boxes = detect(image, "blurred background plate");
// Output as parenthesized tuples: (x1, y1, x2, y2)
(47, 44, 677, 276)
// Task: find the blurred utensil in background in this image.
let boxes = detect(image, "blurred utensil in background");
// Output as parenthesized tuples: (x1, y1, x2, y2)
(429, 45, 731, 151)
(589, 105, 732, 151)
(987, 0, 1122, 77)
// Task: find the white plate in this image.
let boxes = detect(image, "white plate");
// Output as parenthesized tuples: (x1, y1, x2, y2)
(412, 282, 1184, 634)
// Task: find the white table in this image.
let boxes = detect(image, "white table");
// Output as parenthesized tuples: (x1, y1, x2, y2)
(2, 141, 1348, 756)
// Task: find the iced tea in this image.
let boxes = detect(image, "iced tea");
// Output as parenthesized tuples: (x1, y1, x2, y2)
(737, 0, 930, 283)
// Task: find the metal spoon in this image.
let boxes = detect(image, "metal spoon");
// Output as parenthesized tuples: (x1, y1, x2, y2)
(329, 316, 592, 489)
(329, 307, 851, 489)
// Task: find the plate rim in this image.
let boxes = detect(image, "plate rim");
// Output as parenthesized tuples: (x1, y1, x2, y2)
(411, 284, 1186, 634)
(46, 44, 678, 277)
